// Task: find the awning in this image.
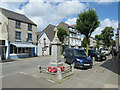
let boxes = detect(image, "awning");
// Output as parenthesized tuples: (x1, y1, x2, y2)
(10, 42, 37, 48)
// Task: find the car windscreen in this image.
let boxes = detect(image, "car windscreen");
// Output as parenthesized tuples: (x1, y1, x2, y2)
(91, 50, 100, 54)
(95, 50, 100, 54)
(74, 50, 87, 57)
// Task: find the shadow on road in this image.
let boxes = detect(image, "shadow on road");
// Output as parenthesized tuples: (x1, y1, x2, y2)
(0, 59, 16, 63)
(100, 57, 120, 75)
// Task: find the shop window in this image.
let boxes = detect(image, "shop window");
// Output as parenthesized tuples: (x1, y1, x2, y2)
(10, 45, 13, 54)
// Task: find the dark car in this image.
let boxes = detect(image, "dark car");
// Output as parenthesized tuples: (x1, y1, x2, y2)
(88, 50, 106, 61)
(64, 48, 93, 69)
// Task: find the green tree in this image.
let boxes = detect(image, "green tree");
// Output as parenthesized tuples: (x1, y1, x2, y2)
(57, 27, 68, 43)
(111, 40, 116, 47)
(95, 35, 103, 49)
(82, 36, 90, 48)
(76, 8, 100, 54)
(101, 26, 114, 48)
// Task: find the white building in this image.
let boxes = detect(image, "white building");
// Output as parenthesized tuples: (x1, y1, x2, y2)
(58, 22, 82, 48)
(38, 22, 82, 56)
(38, 24, 55, 56)
(0, 8, 9, 60)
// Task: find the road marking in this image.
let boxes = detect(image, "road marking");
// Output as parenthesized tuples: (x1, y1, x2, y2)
(47, 79, 55, 83)
(1, 62, 15, 65)
(0, 76, 4, 78)
(32, 75, 40, 78)
(20, 72, 27, 74)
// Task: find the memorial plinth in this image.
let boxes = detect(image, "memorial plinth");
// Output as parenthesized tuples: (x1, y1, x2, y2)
(49, 27, 63, 68)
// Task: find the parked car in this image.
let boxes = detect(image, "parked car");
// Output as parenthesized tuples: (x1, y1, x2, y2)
(88, 50, 107, 61)
(64, 48, 93, 69)
(100, 48, 110, 56)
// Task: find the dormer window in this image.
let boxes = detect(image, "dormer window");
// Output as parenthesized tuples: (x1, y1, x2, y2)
(15, 20, 21, 29)
(28, 24, 32, 31)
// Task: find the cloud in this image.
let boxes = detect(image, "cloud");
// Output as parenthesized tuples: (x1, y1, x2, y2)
(92, 18, 118, 39)
(0, 1, 87, 32)
(65, 18, 77, 25)
(21, 0, 87, 31)
(97, 0, 119, 2)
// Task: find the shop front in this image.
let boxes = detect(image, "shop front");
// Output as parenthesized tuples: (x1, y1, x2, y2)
(9, 42, 37, 59)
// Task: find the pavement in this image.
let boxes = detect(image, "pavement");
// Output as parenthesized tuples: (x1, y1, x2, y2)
(0, 55, 120, 88)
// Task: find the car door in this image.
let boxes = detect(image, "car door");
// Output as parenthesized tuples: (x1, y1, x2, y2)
(65, 49, 70, 62)
(68, 50, 74, 64)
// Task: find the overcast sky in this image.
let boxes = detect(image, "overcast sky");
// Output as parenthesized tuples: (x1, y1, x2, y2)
(0, 0, 119, 39)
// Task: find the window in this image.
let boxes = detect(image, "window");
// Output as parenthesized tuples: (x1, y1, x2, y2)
(28, 24, 32, 31)
(43, 38, 46, 46)
(15, 21, 21, 29)
(15, 31, 21, 40)
(28, 33, 32, 41)
(10, 45, 17, 54)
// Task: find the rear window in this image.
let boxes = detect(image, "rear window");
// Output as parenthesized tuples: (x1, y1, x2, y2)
(74, 50, 87, 57)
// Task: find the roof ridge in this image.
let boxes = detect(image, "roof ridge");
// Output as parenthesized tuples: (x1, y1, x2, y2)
(0, 7, 37, 26)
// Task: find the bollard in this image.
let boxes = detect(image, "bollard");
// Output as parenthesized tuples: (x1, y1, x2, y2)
(92, 57, 95, 66)
(71, 64, 74, 73)
(38, 65, 41, 73)
(56, 68, 62, 80)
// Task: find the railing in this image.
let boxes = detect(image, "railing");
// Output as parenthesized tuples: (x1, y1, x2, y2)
(38, 65, 73, 77)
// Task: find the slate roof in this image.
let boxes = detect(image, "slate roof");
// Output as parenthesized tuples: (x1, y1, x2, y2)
(57, 22, 77, 33)
(57, 22, 70, 31)
(37, 31, 43, 36)
(38, 22, 78, 42)
(43, 24, 56, 41)
(0, 8, 37, 26)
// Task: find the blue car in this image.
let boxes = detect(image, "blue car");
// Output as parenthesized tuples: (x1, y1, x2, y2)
(64, 48, 93, 69)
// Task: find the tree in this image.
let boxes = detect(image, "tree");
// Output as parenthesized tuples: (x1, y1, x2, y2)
(82, 36, 90, 48)
(76, 8, 100, 54)
(101, 26, 114, 48)
(95, 35, 103, 49)
(111, 40, 116, 48)
(57, 27, 68, 43)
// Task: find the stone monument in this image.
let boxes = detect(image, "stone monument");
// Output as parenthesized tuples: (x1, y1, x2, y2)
(49, 27, 63, 68)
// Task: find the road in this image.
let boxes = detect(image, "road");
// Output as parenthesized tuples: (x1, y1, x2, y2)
(1, 55, 120, 88)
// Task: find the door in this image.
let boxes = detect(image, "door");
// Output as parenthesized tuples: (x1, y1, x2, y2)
(28, 48, 32, 57)
(2, 46, 6, 60)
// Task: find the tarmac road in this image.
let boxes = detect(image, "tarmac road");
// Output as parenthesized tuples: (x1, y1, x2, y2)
(1, 55, 120, 88)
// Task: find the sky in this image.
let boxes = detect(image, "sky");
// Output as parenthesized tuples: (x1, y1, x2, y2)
(0, 0, 119, 39)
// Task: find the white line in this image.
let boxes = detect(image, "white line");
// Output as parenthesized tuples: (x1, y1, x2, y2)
(47, 79, 55, 83)
(32, 75, 40, 78)
(0, 76, 4, 78)
(1, 62, 15, 65)
(20, 72, 27, 75)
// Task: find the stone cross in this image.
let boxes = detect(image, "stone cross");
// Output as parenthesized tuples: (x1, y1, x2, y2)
(54, 27, 58, 38)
